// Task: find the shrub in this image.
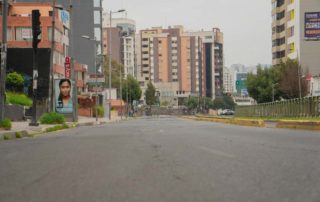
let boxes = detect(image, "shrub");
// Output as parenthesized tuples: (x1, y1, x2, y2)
(16, 132, 22, 139)
(46, 124, 69, 132)
(6, 72, 24, 92)
(0, 118, 12, 130)
(6, 92, 32, 106)
(3, 135, 10, 140)
(97, 106, 104, 117)
(40, 112, 65, 124)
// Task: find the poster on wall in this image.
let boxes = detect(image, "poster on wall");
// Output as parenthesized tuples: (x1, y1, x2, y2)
(305, 12, 320, 40)
(55, 79, 73, 114)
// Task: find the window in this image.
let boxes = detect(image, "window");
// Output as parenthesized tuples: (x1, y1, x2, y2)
(7, 27, 12, 41)
(94, 27, 101, 41)
(276, 24, 285, 33)
(276, 10, 285, 20)
(15, 27, 33, 41)
(288, 26, 294, 37)
(276, 0, 285, 7)
(94, 11, 101, 24)
(94, 0, 100, 7)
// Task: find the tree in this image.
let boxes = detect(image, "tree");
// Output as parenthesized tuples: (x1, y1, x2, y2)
(185, 96, 198, 110)
(212, 95, 236, 110)
(122, 75, 142, 104)
(145, 81, 156, 106)
(247, 60, 308, 103)
(246, 65, 281, 103)
(6, 72, 24, 92)
(103, 58, 125, 98)
(278, 59, 308, 99)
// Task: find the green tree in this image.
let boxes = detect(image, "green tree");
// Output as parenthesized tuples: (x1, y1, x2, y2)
(145, 81, 156, 106)
(103, 58, 125, 97)
(278, 59, 308, 99)
(122, 75, 142, 104)
(212, 95, 236, 109)
(185, 96, 198, 110)
(6, 72, 24, 92)
(246, 65, 281, 103)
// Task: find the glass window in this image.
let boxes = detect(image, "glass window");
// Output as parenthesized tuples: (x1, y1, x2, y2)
(94, 0, 100, 7)
(7, 27, 12, 41)
(94, 11, 101, 24)
(94, 27, 101, 41)
(15, 27, 33, 41)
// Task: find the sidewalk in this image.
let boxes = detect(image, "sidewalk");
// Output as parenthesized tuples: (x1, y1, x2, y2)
(0, 115, 123, 140)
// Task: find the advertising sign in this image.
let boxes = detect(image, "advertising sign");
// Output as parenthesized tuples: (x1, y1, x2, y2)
(59, 10, 70, 29)
(65, 56, 71, 79)
(55, 79, 73, 114)
(305, 12, 320, 40)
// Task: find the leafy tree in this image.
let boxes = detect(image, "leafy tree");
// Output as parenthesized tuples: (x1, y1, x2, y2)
(247, 65, 281, 103)
(145, 81, 156, 106)
(185, 96, 199, 110)
(212, 95, 236, 110)
(278, 59, 308, 99)
(6, 72, 24, 92)
(122, 75, 142, 104)
(103, 58, 125, 97)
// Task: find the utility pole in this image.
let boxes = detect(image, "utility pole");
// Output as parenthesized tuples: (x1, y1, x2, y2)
(0, 0, 8, 121)
(48, 0, 56, 112)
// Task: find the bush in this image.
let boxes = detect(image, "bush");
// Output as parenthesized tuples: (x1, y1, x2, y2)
(6, 72, 24, 92)
(16, 132, 22, 139)
(40, 112, 65, 124)
(0, 118, 12, 130)
(6, 92, 32, 106)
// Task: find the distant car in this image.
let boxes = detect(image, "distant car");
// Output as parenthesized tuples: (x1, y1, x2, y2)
(221, 109, 235, 116)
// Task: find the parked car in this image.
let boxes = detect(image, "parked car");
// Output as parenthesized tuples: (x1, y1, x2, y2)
(221, 109, 235, 116)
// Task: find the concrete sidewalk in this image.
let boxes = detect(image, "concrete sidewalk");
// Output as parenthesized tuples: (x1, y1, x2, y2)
(0, 115, 123, 140)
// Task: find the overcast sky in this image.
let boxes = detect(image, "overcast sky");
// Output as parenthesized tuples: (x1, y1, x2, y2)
(103, 0, 272, 67)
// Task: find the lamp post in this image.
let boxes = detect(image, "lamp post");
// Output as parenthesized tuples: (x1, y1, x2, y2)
(81, 35, 98, 122)
(108, 9, 125, 120)
(0, 0, 8, 121)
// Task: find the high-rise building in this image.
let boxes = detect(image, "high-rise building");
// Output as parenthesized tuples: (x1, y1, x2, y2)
(103, 14, 136, 78)
(271, 0, 320, 75)
(16, 0, 104, 74)
(223, 67, 234, 94)
(137, 26, 224, 99)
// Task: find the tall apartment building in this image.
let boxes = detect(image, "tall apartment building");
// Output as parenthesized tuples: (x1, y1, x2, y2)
(223, 67, 234, 94)
(137, 26, 224, 99)
(272, 0, 320, 75)
(103, 14, 136, 78)
(16, 0, 104, 74)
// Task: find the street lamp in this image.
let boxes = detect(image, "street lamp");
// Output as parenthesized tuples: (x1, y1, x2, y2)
(81, 35, 99, 122)
(108, 9, 126, 120)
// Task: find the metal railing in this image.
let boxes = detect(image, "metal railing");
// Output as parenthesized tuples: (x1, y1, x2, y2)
(235, 96, 320, 118)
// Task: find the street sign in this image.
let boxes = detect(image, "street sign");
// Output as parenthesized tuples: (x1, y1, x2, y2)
(65, 56, 71, 79)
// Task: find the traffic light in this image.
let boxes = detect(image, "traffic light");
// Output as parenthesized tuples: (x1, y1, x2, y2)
(32, 10, 41, 49)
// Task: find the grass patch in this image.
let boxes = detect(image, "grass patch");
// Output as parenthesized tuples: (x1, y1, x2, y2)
(235, 116, 320, 121)
(3, 135, 10, 140)
(46, 124, 69, 133)
(0, 118, 12, 130)
(40, 112, 65, 124)
(6, 92, 32, 106)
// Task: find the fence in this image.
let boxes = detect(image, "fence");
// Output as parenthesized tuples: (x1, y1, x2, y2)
(235, 96, 320, 118)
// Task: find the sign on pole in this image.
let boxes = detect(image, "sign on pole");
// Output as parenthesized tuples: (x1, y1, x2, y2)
(65, 56, 71, 79)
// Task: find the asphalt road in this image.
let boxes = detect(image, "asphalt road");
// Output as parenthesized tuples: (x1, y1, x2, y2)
(0, 116, 320, 202)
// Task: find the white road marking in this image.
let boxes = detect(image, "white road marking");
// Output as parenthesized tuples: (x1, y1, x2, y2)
(199, 146, 236, 159)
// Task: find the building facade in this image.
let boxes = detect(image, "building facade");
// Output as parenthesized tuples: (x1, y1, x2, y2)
(223, 67, 234, 94)
(137, 26, 224, 100)
(15, 0, 104, 74)
(272, 0, 320, 75)
(103, 15, 136, 78)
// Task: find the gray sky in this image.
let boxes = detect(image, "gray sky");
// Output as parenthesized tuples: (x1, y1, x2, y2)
(103, 0, 272, 67)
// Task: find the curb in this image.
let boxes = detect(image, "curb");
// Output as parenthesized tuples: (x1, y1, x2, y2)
(277, 120, 320, 131)
(181, 116, 265, 128)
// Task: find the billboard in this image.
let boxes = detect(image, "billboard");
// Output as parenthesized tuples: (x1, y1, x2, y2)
(55, 79, 73, 114)
(305, 12, 320, 40)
